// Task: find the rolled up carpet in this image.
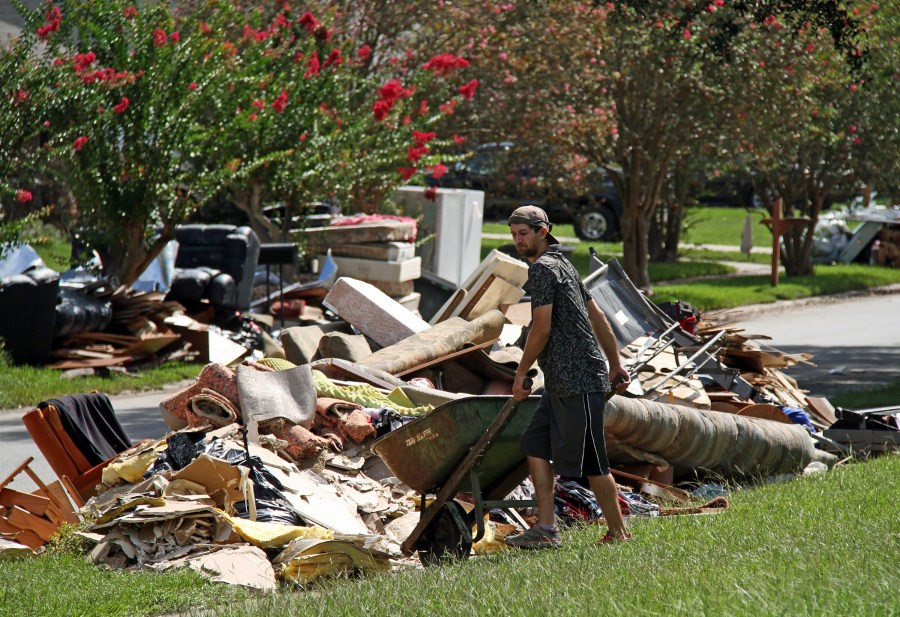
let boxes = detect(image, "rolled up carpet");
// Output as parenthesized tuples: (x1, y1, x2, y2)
(189, 388, 240, 428)
(356, 309, 505, 376)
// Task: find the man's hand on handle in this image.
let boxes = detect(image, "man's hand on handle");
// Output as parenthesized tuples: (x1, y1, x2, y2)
(512, 375, 534, 401)
(610, 366, 631, 395)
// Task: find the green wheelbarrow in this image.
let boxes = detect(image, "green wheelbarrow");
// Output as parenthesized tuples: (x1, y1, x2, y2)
(372, 387, 538, 565)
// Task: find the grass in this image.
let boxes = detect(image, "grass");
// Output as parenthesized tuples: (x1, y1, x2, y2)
(652, 264, 900, 312)
(5, 455, 894, 617)
(682, 206, 773, 248)
(0, 551, 251, 617)
(0, 361, 203, 409)
(480, 238, 736, 282)
(829, 380, 900, 411)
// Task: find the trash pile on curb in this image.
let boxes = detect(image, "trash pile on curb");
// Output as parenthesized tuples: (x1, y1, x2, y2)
(2, 217, 897, 591)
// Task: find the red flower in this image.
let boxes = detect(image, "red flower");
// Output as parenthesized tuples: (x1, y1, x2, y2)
(453, 134, 466, 145)
(13, 90, 28, 104)
(188, 82, 197, 91)
(357, 45, 371, 61)
(248, 112, 258, 122)
(251, 99, 266, 110)
(272, 90, 288, 113)
(439, 100, 457, 115)
(372, 100, 392, 121)
(682, 28, 691, 40)
(123, 7, 137, 19)
(305, 52, 320, 78)
(73, 52, 97, 71)
(113, 97, 129, 114)
(402, 116, 411, 126)
(73, 136, 89, 151)
(413, 130, 436, 147)
(407, 146, 428, 163)
(398, 166, 417, 182)
(37, 5, 62, 39)
(423, 53, 470, 76)
(423, 186, 437, 201)
(429, 163, 449, 179)
(458, 79, 478, 99)
(378, 80, 408, 103)
(323, 48, 342, 68)
(16, 189, 33, 204)
(298, 11, 320, 33)
(200, 22, 212, 35)
(299, 132, 309, 142)
(169, 31, 180, 42)
(418, 99, 429, 116)
(153, 28, 167, 47)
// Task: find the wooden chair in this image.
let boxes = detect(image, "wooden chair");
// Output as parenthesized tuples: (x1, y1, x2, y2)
(21, 404, 112, 506)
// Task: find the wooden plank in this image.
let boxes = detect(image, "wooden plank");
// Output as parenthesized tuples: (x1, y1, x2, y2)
(805, 396, 838, 425)
(429, 288, 467, 325)
(0, 489, 50, 517)
(330, 242, 416, 261)
(456, 274, 496, 320)
(60, 476, 86, 509)
(327, 255, 422, 282)
(45, 481, 80, 523)
(0, 457, 34, 491)
(0, 519, 44, 550)
(7, 506, 59, 542)
(610, 468, 691, 504)
(460, 276, 524, 320)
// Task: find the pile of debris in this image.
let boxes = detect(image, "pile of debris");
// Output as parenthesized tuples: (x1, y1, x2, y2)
(4, 235, 897, 591)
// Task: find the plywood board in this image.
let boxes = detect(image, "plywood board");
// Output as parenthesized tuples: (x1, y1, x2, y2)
(330, 242, 416, 261)
(326, 255, 422, 283)
(459, 276, 525, 320)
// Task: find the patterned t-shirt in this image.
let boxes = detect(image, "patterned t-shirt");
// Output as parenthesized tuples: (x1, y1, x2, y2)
(529, 249, 611, 397)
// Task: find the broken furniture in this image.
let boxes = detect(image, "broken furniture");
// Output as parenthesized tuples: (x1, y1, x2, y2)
(22, 393, 132, 504)
(0, 457, 80, 550)
(168, 224, 261, 311)
(0, 264, 60, 364)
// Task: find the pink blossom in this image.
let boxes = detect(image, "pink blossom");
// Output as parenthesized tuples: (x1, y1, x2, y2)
(683, 29, 691, 40)
(169, 31, 180, 42)
(188, 82, 197, 91)
(113, 97, 129, 114)
(357, 45, 371, 61)
(16, 189, 33, 203)
(439, 100, 457, 115)
(153, 29, 167, 47)
(73, 136, 89, 151)
(453, 134, 466, 145)
(123, 7, 137, 19)
(418, 100, 429, 116)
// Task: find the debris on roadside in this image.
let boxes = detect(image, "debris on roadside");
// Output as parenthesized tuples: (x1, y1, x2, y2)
(5, 241, 897, 591)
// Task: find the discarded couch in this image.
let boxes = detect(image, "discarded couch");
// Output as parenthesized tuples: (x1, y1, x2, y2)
(167, 224, 261, 311)
(0, 264, 60, 364)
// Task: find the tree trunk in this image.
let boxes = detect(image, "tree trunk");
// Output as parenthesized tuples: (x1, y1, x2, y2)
(621, 205, 652, 291)
(97, 218, 169, 288)
(232, 179, 282, 244)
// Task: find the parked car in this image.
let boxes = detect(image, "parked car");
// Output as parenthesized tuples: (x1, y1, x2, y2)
(427, 142, 625, 241)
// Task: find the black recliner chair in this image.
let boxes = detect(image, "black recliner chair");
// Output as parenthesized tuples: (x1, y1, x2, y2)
(167, 224, 261, 311)
(0, 265, 60, 364)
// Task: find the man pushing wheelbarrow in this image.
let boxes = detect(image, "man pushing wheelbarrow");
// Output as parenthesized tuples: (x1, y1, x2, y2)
(505, 205, 632, 549)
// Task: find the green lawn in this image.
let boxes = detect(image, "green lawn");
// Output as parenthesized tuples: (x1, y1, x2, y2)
(0, 362, 203, 410)
(652, 264, 900, 312)
(3, 455, 896, 617)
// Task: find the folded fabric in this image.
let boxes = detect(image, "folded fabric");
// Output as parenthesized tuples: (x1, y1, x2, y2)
(314, 397, 375, 444)
(237, 364, 317, 428)
(189, 388, 240, 428)
(316, 397, 363, 417)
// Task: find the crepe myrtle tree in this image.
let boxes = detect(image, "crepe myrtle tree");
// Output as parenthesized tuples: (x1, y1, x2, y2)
(726, 1, 875, 275)
(8, 0, 477, 284)
(205, 4, 478, 243)
(7, 0, 258, 286)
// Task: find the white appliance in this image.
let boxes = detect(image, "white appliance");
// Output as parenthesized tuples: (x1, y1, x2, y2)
(392, 186, 484, 287)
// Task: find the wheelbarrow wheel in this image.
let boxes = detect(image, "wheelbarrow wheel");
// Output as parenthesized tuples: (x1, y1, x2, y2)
(416, 501, 473, 567)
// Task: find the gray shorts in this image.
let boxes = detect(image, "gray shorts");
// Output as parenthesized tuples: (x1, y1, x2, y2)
(520, 391, 611, 477)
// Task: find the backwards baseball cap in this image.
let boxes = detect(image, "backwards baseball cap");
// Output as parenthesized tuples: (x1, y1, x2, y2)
(508, 205, 559, 245)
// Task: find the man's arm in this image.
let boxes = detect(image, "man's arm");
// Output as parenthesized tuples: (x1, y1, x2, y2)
(512, 303, 552, 400)
(587, 299, 630, 393)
